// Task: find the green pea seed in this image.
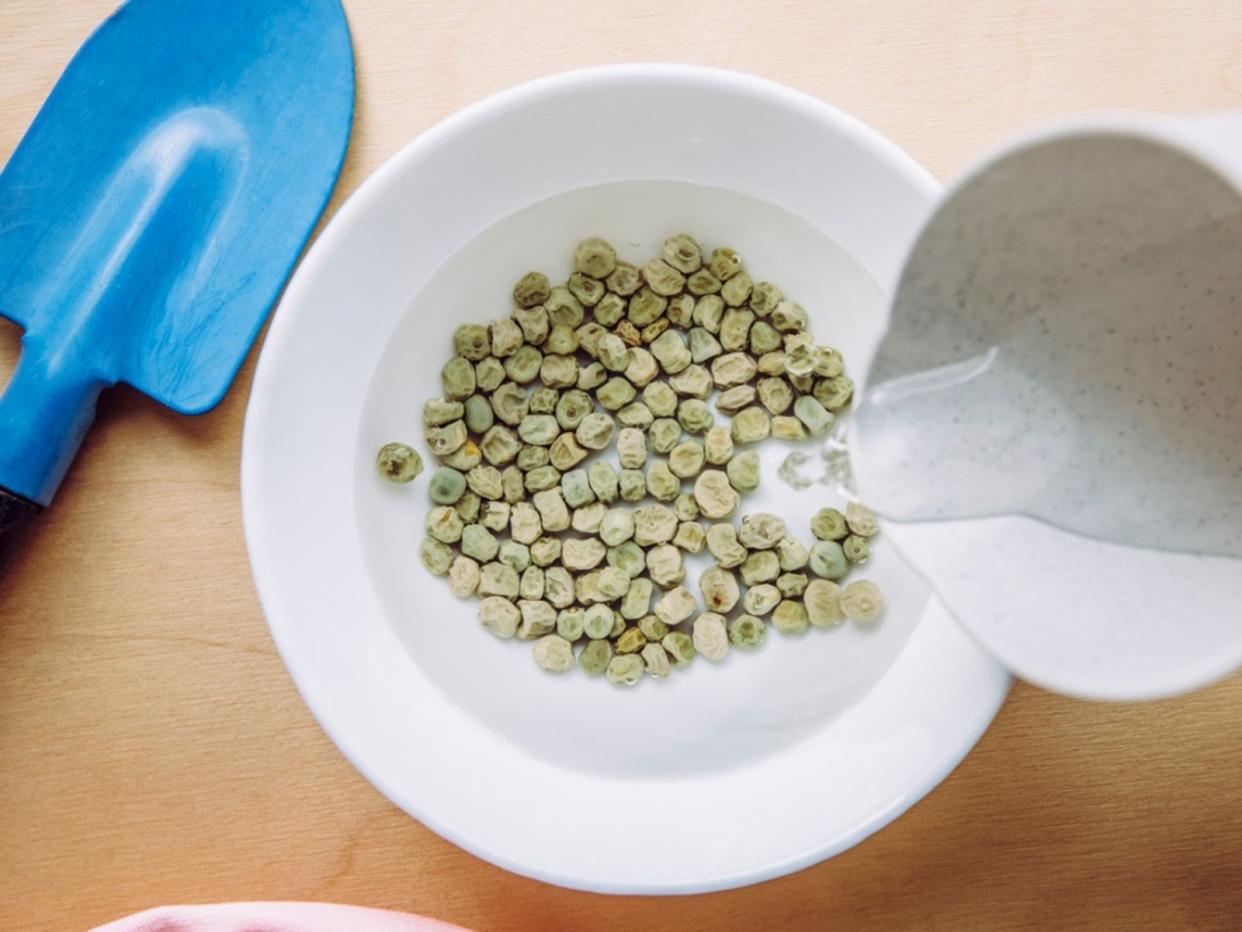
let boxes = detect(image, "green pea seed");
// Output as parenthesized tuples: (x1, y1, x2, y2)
(721, 270, 753, 308)
(376, 442, 423, 483)
(504, 344, 543, 383)
(668, 439, 706, 479)
(772, 599, 809, 635)
(663, 233, 703, 274)
(777, 572, 809, 597)
(568, 271, 605, 307)
(513, 272, 551, 308)
(605, 653, 645, 686)
(577, 360, 607, 391)
(749, 281, 782, 316)
(453, 323, 491, 361)
(726, 449, 760, 492)
(677, 398, 714, 434)
(808, 540, 849, 579)
(531, 536, 563, 568)
(645, 461, 681, 502)
(574, 237, 617, 279)
(709, 246, 743, 281)
(420, 538, 454, 576)
(594, 292, 627, 326)
(579, 638, 613, 675)
(642, 381, 678, 417)
(606, 260, 642, 296)
(596, 376, 637, 411)
(642, 257, 686, 296)
(729, 614, 767, 649)
(661, 631, 696, 667)
(673, 492, 700, 521)
(650, 329, 692, 374)
(627, 287, 667, 327)
(620, 468, 648, 502)
(606, 540, 646, 579)
(810, 507, 849, 540)
(794, 395, 834, 437)
(512, 303, 549, 345)
(429, 466, 466, 504)
(617, 401, 654, 429)
(716, 385, 757, 414)
(441, 356, 476, 400)
(740, 550, 780, 586)
(588, 460, 619, 504)
(843, 534, 870, 564)
(545, 285, 584, 328)
(667, 293, 696, 328)
(670, 363, 714, 399)
(692, 294, 725, 331)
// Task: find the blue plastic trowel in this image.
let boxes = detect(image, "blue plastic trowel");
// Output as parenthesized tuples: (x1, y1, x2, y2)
(0, 0, 354, 540)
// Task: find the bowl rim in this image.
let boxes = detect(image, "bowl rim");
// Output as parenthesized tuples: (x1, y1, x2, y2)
(241, 62, 1009, 894)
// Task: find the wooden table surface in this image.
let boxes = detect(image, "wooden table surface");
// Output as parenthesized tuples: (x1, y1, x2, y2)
(2, 1, 1241, 929)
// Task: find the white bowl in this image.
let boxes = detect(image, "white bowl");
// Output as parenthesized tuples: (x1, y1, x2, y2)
(242, 64, 1010, 894)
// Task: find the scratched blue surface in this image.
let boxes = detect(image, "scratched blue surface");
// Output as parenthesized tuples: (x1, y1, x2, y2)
(0, 0, 354, 505)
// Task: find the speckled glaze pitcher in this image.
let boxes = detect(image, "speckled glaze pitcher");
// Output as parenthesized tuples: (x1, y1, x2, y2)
(850, 114, 1242, 701)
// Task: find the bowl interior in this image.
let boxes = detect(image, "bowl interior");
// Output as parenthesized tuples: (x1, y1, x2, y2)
(356, 179, 929, 777)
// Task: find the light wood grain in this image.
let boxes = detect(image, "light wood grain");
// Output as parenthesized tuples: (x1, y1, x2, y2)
(2, 2, 1241, 929)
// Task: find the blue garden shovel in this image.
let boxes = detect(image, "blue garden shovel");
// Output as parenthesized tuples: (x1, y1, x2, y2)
(0, 0, 354, 540)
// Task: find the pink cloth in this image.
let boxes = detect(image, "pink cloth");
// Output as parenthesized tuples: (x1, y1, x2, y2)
(94, 902, 471, 932)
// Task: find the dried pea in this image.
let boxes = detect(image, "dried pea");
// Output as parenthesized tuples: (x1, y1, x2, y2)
(426, 420, 467, 458)
(706, 523, 748, 568)
(687, 268, 721, 296)
(810, 507, 849, 541)
(642, 257, 686, 296)
(693, 469, 739, 519)
(794, 395, 834, 437)
(804, 579, 844, 626)
(743, 583, 781, 616)
(376, 442, 423, 483)
(642, 381, 678, 417)
(627, 287, 667, 327)
(574, 237, 617, 278)
(624, 348, 659, 387)
(498, 539, 531, 573)
(672, 520, 705, 553)
(845, 501, 880, 537)
(668, 439, 706, 479)
(429, 466, 466, 504)
(464, 395, 494, 434)
(689, 326, 724, 363)
(563, 537, 606, 570)
(513, 271, 551, 309)
(480, 425, 520, 466)
(738, 512, 785, 550)
(545, 286, 584, 328)
(453, 323, 491, 361)
(617, 401, 654, 429)
(620, 468, 648, 502)
(692, 295, 725, 332)
(597, 333, 631, 373)
(478, 561, 519, 598)
(775, 536, 810, 571)
(454, 490, 481, 522)
(716, 385, 756, 414)
(731, 406, 771, 444)
(553, 389, 592, 430)
(699, 565, 740, 613)
(646, 544, 684, 587)
(620, 578, 654, 620)
(642, 642, 672, 678)
(644, 462, 680, 502)
(575, 412, 616, 450)
(503, 344, 543, 384)
(501, 465, 525, 502)
(596, 376, 637, 411)
(648, 417, 682, 454)
(568, 271, 604, 307)
(777, 572, 809, 597)
(771, 299, 809, 332)
(721, 270, 753, 308)
(650, 329, 692, 374)
(420, 538, 454, 576)
(606, 540, 646, 579)
(540, 353, 578, 388)
(633, 504, 678, 546)
(480, 500, 510, 532)
(740, 550, 780, 586)
(588, 460, 619, 503)
(448, 555, 480, 597)
(692, 613, 730, 661)
(466, 464, 504, 499)
(709, 247, 743, 281)
(673, 492, 699, 521)
(617, 427, 648, 469)
(670, 364, 714, 399)
(662, 630, 696, 667)
(517, 600, 557, 639)
(556, 606, 585, 640)
(718, 307, 754, 351)
(748, 320, 782, 355)
(423, 398, 465, 427)
(614, 319, 642, 347)
(597, 566, 631, 600)
(813, 375, 854, 411)
(519, 565, 545, 600)
(676, 398, 714, 434)
(583, 603, 615, 639)
(772, 599, 809, 635)
(808, 540, 849, 579)
(530, 536, 562, 568)
(605, 653, 645, 686)
(572, 501, 606, 534)
(579, 638, 613, 675)
(654, 585, 698, 625)
(606, 260, 642, 296)
(523, 465, 560, 492)
(532, 488, 570, 531)
(756, 350, 786, 376)
(663, 233, 702, 273)
(512, 303, 549, 345)
(667, 293, 695, 328)
(577, 361, 607, 391)
(442, 441, 482, 471)
(813, 346, 844, 378)
(561, 469, 594, 508)
(749, 281, 781, 316)
(843, 534, 870, 564)
(508, 501, 542, 544)
(771, 416, 806, 441)
(615, 626, 648, 654)
(757, 377, 793, 415)
(479, 596, 520, 637)
(725, 450, 760, 493)
(548, 433, 588, 471)
(489, 317, 524, 358)
(599, 507, 635, 546)
(729, 614, 766, 649)
(711, 352, 757, 388)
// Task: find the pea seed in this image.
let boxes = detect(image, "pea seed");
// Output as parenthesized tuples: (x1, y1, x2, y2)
(809, 540, 849, 579)
(743, 583, 780, 615)
(512, 303, 549, 345)
(842, 534, 870, 564)
(729, 615, 767, 649)
(504, 344, 543, 383)
(740, 550, 780, 586)
(620, 577, 654, 620)
(693, 469, 739, 519)
(709, 247, 743, 281)
(454, 490, 481, 522)
(377, 442, 423, 483)
(845, 501, 880, 537)
(523, 464, 560, 492)
(646, 544, 685, 588)
(556, 606, 585, 640)
(429, 466, 466, 504)
(654, 585, 698, 625)
(548, 433, 588, 471)
(810, 507, 848, 540)
(693, 612, 730, 661)
(627, 287, 667, 327)
(633, 504, 677, 546)
(606, 540, 647, 578)
(615, 626, 647, 655)
(669, 520, 704, 554)
(699, 565, 740, 613)
(673, 492, 699, 521)
(499, 540, 530, 573)
(698, 426, 731, 466)
(519, 565, 545, 600)
(692, 294, 725, 332)
(676, 398, 714, 434)
(480, 500, 510, 532)
(563, 537, 606, 571)
(731, 406, 771, 444)
(540, 354, 578, 388)
(663, 233, 703, 273)
(423, 399, 465, 428)
(648, 418, 682, 454)
(813, 375, 854, 411)
(799, 579, 842, 626)
(577, 360, 607, 391)
(579, 638, 613, 675)
(617, 427, 648, 469)
(748, 320, 782, 355)
(686, 267, 721, 296)
(617, 401, 654, 429)
(568, 271, 605, 307)
(513, 271, 551, 309)
(662, 630, 696, 667)
(668, 439, 706, 479)
(532, 488, 570, 532)
(478, 562, 519, 598)
(624, 348, 659, 387)
(501, 465, 525, 502)
(738, 512, 785, 549)
(575, 412, 616, 450)
(606, 260, 642, 296)
(771, 300, 809, 332)
(619, 468, 647, 501)
(515, 414, 558, 446)
(644, 462, 681, 502)
(609, 609, 627, 637)
(749, 281, 781, 316)
(813, 346, 844, 378)
(614, 319, 642, 347)
(777, 572, 809, 597)
(704, 523, 746, 568)
(489, 383, 527, 426)
(517, 600, 557, 639)
(420, 538, 454, 576)
(453, 323, 491, 361)
(545, 286, 584, 328)
(588, 460, 619, 503)
(643, 252, 689, 297)
(575, 571, 604, 605)
(670, 364, 714, 398)
(757, 350, 786, 376)
(711, 351, 757, 388)
(689, 327, 724, 363)
(642, 382, 678, 417)
(605, 653, 645, 686)
(721, 270, 753, 308)
(770, 416, 806, 441)
(442, 440, 481, 471)
(551, 389, 590, 430)
(574, 237, 617, 279)
(594, 333, 630, 373)
(719, 308, 754, 351)
(596, 376, 637, 411)
(530, 536, 562, 568)
(509, 501, 543, 544)
(755, 377, 792, 416)
(716, 385, 757, 415)
(560, 468, 594, 508)
(772, 599, 809, 635)
(770, 538, 808, 574)
(572, 502, 606, 534)
(793, 395, 834, 437)
(726, 449, 760, 492)
(466, 464, 504, 500)
(600, 507, 636, 546)
(594, 292, 627, 326)
(489, 317, 524, 358)
(642, 642, 672, 678)
(462, 395, 493, 434)
(426, 420, 467, 458)
(479, 425, 519, 466)
(667, 293, 695, 328)
(583, 603, 615, 639)
(650, 329, 692, 374)
(448, 554, 480, 597)
(479, 596, 520, 637)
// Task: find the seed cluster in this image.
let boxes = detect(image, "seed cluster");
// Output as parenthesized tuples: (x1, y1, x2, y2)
(401, 235, 884, 685)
